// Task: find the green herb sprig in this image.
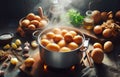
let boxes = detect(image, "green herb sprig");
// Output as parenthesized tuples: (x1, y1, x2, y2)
(67, 9, 84, 27)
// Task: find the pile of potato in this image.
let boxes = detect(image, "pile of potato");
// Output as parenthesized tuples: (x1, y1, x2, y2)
(91, 41, 113, 64)
(40, 28, 83, 52)
(17, 13, 48, 37)
(92, 10, 120, 38)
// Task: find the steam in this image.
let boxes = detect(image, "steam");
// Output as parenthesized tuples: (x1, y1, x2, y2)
(33, 0, 90, 26)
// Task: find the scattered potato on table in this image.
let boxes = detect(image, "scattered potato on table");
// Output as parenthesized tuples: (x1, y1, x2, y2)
(93, 42, 102, 49)
(31, 40, 38, 48)
(91, 48, 104, 64)
(24, 57, 35, 67)
(15, 39, 22, 46)
(3, 44, 11, 50)
(11, 43, 17, 49)
(103, 41, 113, 53)
(10, 58, 18, 65)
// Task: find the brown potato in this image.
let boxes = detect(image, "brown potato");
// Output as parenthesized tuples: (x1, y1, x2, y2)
(103, 41, 113, 53)
(28, 24, 36, 30)
(46, 32, 55, 39)
(46, 43, 60, 52)
(64, 32, 73, 43)
(102, 28, 112, 38)
(69, 31, 77, 37)
(93, 42, 102, 49)
(40, 20, 48, 28)
(30, 20, 39, 26)
(21, 19, 30, 28)
(37, 22, 44, 29)
(52, 28, 61, 34)
(61, 29, 68, 36)
(91, 48, 104, 64)
(53, 34, 63, 43)
(73, 35, 83, 44)
(59, 47, 71, 52)
(26, 13, 35, 21)
(41, 39, 50, 47)
(34, 15, 41, 21)
(93, 26, 103, 34)
(58, 40, 66, 48)
(67, 42, 79, 50)
(24, 58, 35, 67)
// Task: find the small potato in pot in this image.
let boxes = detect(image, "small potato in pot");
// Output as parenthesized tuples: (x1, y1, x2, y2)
(58, 40, 66, 48)
(73, 35, 83, 44)
(64, 32, 73, 43)
(46, 32, 55, 39)
(41, 39, 51, 47)
(59, 47, 71, 52)
(46, 43, 60, 52)
(53, 34, 63, 43)
(68, 42, 79, 50)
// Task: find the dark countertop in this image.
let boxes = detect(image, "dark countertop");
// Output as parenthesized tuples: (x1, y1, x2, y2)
(0, 19, 120, 77)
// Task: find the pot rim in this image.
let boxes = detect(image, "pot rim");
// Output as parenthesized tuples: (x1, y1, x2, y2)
(37, 26, 85, 53)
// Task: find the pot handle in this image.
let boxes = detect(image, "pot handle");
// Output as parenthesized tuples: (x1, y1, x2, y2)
(32, 29, 41, 40)
(81, 38, 94, 67)
(80, 38, 90, 52)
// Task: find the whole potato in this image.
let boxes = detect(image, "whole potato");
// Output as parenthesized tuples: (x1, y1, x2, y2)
(24, 58, 35, 67)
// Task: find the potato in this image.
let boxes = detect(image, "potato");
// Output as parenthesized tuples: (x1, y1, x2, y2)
(52, 28, 61, 34)
(53, 34, 63, 43)
(73, 35, 83, 44)
(21, 19, 30, 28)
(102, 28, 112, 38)
(91, 48, 104, 64)
(28, 24, 36, 30)
(24, 58, 35, 67)
(46, 32, 55, 39)
(10, 58, 18, 65)
(37, 22, 44, 29)
(93, 25, 103, 34)
(69, 31, 77, 37)
(58, 40, 66, 48)
(61, 29, 68, 36)
(41, 39, 50, 47)
(68, 42, 79, 50)
(11, 43, 17, 49)
(30, 20, 39, 26)
(34, 15, 41, 21)
(103, 41, 113, 53)
(46, 43, 60, 52)
(64, 32, 73, 43)
(59, 47, 71, 52)
(26, 13, 35, 21)
(93, 42, 102, 49)
(15, 39, 22, 46)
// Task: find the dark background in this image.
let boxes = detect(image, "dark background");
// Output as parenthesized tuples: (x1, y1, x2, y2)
(0, 0, 119, 20)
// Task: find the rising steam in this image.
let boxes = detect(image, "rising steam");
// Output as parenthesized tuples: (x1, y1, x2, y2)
(33, 0, 90, 26)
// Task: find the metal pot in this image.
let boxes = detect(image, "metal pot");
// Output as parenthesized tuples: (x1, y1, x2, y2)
(37, 26, 86, 68)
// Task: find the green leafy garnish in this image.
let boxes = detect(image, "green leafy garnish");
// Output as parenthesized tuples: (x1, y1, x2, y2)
(67, 9, 84, 27)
